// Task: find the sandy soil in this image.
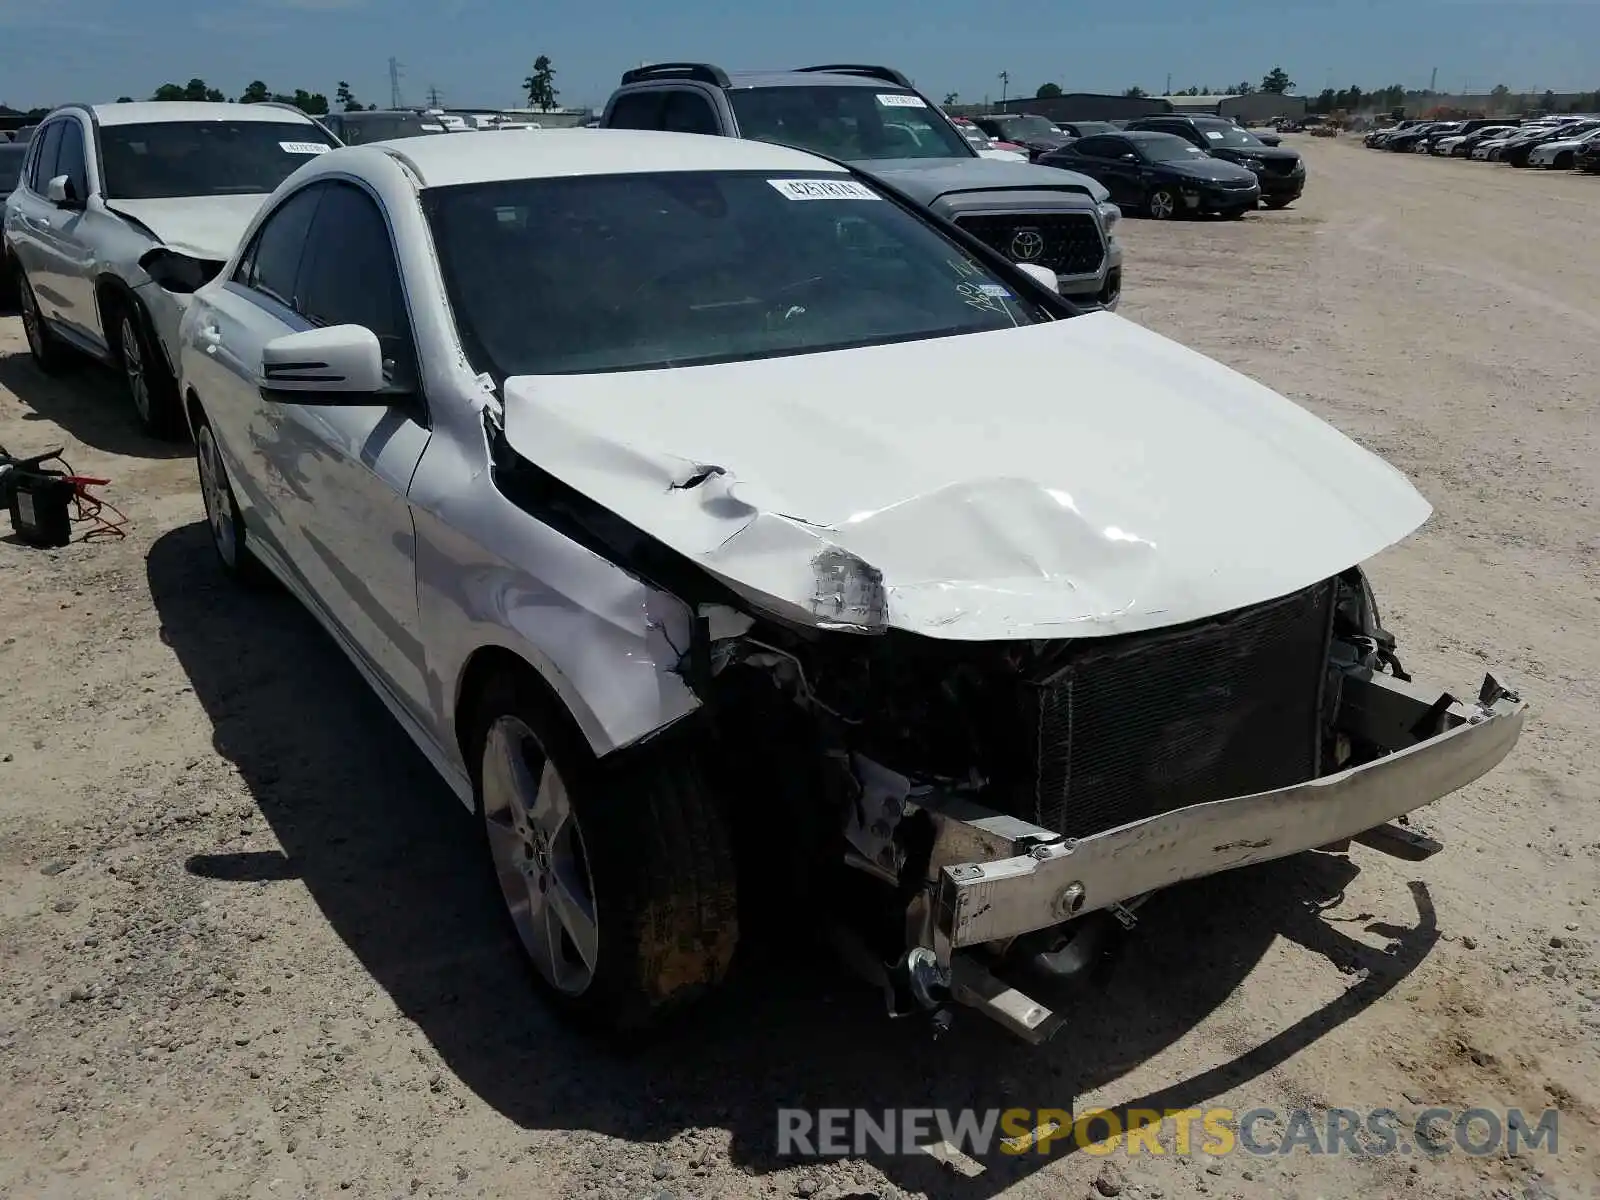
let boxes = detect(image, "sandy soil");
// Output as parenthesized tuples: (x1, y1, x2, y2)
(1, 136, 1597, 1200)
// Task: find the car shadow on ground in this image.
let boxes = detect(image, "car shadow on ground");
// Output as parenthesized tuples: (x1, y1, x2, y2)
(0, 349, 189, 460)
(147, 522, 1439, 1197)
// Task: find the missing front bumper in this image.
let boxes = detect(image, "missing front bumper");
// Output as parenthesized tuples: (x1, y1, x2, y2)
(918, 672, 1525, 1038)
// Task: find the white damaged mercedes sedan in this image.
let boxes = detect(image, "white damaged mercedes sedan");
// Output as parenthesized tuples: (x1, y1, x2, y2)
(169, 129, 1527, 1041)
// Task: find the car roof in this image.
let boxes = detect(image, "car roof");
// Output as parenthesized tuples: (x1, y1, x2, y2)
(1121, 130, 1191, 142)
(377, 128, 842, 189)
(89, 101, 317, 127)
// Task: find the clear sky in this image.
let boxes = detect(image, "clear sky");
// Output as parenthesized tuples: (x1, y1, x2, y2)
(1, 0, 1595, 112)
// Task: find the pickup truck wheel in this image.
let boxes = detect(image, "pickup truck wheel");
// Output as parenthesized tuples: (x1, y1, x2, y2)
(1264, 195, 1295, 210)
(471, 676, 738, 1033)
(1144, 187, 1179, 220)
(17, 272, 68, 374)
(111, 304, 183, 440)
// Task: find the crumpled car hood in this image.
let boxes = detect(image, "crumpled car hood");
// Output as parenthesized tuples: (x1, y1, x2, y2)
(105, 194, 269, 260)
(500, 312, 1431, 641)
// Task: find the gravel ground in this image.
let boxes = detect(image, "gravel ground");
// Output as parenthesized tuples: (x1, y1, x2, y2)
(1, 136, 1597, 1200)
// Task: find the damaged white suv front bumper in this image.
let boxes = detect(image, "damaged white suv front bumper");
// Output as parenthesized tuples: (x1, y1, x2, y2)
(895, 670, 1526, 1042)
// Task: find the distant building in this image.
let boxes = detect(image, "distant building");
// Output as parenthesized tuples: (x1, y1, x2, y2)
(951, 93, 1173, 121)
(1154, 94, 1308, 123)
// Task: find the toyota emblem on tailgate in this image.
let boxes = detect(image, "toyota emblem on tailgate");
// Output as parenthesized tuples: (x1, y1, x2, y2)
(1010, 228, 1045, 261)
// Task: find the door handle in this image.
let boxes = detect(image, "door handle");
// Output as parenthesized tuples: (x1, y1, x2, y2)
(199, 324, 224, 355)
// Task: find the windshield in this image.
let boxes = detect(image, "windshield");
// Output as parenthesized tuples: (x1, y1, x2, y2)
(427, 170, 1051, 377)
(1070, 122, 1119, 137)
(99, 121, 337, 200)
(0, 145, 26, 192)
(727, 87, 971, 161)
(1138, 136, 1211, 163)
(1198, 124, 1265, 149)
(995, 115, 1059, 139)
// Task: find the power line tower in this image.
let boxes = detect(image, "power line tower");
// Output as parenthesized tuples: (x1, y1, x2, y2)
(998, 70, 1009, 105)
(388, 57, 405, 108)
(426, 85, 442, 109)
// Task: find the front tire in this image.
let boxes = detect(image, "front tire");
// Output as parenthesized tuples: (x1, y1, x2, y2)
(1264, 195, 1295, 210)
(110, 302, 183, 440)
(1144, 187, 1179, 220)
(193, 411, 269, 586)
(469, 673, 739, 1033)
(17, 271, 68, 374)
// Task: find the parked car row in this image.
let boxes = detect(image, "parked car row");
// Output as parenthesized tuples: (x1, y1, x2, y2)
(1037, 114, 1305, 219)
(1365, 114, 1600, 171)
(1, 93, 1529, 1046)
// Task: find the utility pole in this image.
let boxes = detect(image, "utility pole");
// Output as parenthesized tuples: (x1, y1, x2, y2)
(1428, 66, 1437, 94)
(998, 70, 1009, 105)
(388, 57, 404, 109)
(1165, 72, 1171, 95)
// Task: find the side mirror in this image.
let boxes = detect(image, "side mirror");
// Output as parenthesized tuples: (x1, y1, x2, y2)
(1014, 263, 1059, 294)
(259, 325, 385, 398)
(46, 175, 82, 209)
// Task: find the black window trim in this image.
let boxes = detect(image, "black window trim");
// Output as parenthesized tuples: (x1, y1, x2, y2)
(28, 120, 64, 194)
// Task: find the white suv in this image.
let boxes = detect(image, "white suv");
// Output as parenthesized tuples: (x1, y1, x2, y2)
(2, 101, 337, 437)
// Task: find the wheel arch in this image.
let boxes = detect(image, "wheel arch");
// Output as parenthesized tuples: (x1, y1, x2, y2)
(451, 644, 602, 801)
(93, 272, 146, 358)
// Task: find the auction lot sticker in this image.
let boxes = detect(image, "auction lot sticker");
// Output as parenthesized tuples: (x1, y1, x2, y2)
(768, 178, 881, 201)
(280, 141, 332, 154)
(877, 93, 928, 108)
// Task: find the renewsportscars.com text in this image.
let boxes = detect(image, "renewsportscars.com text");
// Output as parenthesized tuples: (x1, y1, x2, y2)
(776, 1106, 1560, 1159)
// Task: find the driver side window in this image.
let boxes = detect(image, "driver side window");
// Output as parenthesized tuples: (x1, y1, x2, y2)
(235, 184, 325, 307)
(295, 182, 418, 390)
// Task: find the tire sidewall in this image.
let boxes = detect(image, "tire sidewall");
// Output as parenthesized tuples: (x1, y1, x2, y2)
(108, 295, 181, 439)
(466, 673, 736, 1034)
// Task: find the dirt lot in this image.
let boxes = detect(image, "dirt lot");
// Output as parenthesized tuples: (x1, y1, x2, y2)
(1, 136, 1597, 1200)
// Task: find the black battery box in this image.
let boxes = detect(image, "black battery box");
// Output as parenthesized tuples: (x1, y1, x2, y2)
(7, 470, 75, 548)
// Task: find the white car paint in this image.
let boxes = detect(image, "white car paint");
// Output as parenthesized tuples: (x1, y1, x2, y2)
(500, 312, 1430, 641)
(174, 128, 1433, 788)
(1, 101, 337, 421)
(1528, 127, 1600, 166)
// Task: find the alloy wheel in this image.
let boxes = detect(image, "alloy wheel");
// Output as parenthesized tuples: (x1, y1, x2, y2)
(482, 716, 599, 996)
(1148, 189, 1177, 220)
(195, 425, 237, 567)
(121, 316, 150, 423)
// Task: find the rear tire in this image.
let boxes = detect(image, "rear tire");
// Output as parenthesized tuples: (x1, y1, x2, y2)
(17, 270, 68, 374)
(109, 299, 183, 440)
(468, 671, 739, 1034)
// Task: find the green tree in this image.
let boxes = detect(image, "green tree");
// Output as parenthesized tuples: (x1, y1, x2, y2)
(240, 80, 270, 104)
(1230, 81, 1256, 95)
(942, 91, 959, 105)
(1539, 89, 1556, 111)
(1315, 87, 1336, 113)
(1035, 82, 1062, 99)
(1489, 83, 1510, 104)
(524, 55, 559, 111)
(1122, 85, 1147, 98)
(115, 96, 133, 103)
(151, 83, 186, 100)
(336, 81, 365, 111)
(1260, 66, 1294, 94)
(285, 89, 330, 115)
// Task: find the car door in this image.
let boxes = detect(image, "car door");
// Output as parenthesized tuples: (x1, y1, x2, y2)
(1074, 137, 1137, 206)
(247, 180, 433, 719)
(39, 117, 99, 340)
(9, 120, 63, 315)
(188, 182, 327, 572)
